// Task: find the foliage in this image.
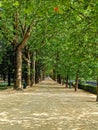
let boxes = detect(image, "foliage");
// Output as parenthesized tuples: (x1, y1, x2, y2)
(0, 0, 98, 88)
(78, 83, 97, 94)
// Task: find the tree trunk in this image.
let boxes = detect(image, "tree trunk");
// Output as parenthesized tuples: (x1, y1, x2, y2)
(14, 48, 22, 89)
(57, 74, 61, 84)
(35, 61, 40, 84)
(33, 51, 36, 84)
(74, 68, 79, 91)
(96, 76, 98, 102)
(40, 67, 45, 81)
(40, 70, 43, 81)
(52, 69, 56, 81)
(31, 51, 36, 86)
(42, 70, 45, 80)
(8, 66, 11, 86)
(35, 62, 39, 84)
(65, 75, 68, 88)
(3, 74, 6, 82)
(25, 50, 31, 87)
(27, 59, 31, 87)
(75, 74, 78, 91)
(61, 78, 65, 85)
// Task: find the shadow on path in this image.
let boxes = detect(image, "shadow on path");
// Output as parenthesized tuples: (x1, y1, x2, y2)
(0, 78, 98, 130)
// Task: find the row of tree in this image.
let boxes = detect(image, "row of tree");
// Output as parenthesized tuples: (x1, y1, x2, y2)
(0, 0, 98, 101)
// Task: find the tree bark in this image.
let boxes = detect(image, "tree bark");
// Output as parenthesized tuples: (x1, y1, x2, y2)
(30, 51, 36, 86)
(41, 67, 45, 81)
(23, 47, 32, 87)
(13, 25, 31, 89)
(33, 51, 36, 84)
(14, 48, 22, 89)
(35, 61, 40, 84)
(52, 69, 56, 81)
(57, 74, 61, 84)
(65, 75, 68, 88)
(8, 66, 11, 86)
(27, 59, 31, 87)
(75, 74, 78, 91)
(96, 76, 98, 102)
(35, 62, 38, 84)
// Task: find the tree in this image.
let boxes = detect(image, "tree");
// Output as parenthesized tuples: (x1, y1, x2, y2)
(1, 0, 46, 89)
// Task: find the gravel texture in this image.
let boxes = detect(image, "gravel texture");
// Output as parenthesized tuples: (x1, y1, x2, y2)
(0, 78, 98, 130)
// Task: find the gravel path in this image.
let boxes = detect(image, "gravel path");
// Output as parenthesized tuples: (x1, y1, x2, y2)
(0, 78, 98, 130)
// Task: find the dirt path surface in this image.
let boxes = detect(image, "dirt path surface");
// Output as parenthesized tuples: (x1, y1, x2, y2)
(0, 78, 98, 130)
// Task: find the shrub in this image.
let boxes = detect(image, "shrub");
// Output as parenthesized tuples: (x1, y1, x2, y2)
(78, 84, 97, 94)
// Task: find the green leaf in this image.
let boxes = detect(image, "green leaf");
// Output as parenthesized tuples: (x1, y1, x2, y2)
(13, 1, 19, 7)
(0, 2, 2, 7)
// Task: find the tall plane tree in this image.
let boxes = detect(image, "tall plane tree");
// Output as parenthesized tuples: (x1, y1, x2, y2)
(0, 0, 44, 89)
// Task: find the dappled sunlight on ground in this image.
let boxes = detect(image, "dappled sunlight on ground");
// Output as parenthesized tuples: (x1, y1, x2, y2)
(0, 78, 98, 130)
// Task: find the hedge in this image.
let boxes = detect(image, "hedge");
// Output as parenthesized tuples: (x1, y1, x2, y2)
(0, 82, 8, 90)
(78, 84, 97, 94)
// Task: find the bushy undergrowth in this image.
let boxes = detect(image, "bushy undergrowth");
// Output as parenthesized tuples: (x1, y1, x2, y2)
(78, 84, 97, 94)
(0, 82, 10, 90)
(0, 83, 7, 90)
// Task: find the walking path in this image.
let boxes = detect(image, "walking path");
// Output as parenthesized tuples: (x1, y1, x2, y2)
(0, 78, 98, 130)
